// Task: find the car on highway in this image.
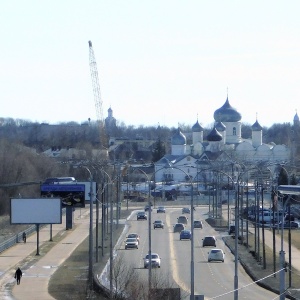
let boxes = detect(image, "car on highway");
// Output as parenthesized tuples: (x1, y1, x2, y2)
(193, 220, 203, 229)
(182, 207, 190, 214)
(157, 206, 166, 213)
(177, 215, 188, 224)
(173, 223, 185, 233)
(144, 253, 161, 268)
(137, 211, 147, 220)
(125, 238, 139, 249)
(153, 220, 164, 229)
(202, 236, 217, 247)
(144, 205, 152, 212)
(127, 233, 140, 244)
(180, 230, 192, 240)
(208, 249, 225, 262)
(228, 225, 235, 235)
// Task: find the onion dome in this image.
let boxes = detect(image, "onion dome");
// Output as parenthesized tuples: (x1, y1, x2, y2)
(294, 112, 299, 122)
(214, 97, 242, 122)
(207, 127, 222, 142)
(251, 120, 263, 131)
(171, 128, 186, 145)
(192, 120, 203, 132)
(215, 121, 226, 132)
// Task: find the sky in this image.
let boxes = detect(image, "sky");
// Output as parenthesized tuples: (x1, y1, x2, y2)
(1, 1, 300, 129)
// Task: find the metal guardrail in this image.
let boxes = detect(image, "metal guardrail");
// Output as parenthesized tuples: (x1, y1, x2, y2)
(0, 208, 66, 254)
(0, 224, 37, 254)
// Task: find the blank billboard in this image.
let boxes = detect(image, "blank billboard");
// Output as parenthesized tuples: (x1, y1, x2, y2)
(10, 198, 62, 224)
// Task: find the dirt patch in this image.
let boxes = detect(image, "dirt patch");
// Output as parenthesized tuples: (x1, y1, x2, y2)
(48, 209, 134, 300)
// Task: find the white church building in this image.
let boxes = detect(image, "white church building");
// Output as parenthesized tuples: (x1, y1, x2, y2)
(154, 96, 291, 186)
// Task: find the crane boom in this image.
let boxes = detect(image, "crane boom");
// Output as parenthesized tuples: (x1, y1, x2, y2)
(88, 41, 106, 147)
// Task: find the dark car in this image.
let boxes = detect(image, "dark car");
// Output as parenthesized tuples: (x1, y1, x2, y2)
(202, 236, 217, 247)
(280, 221, 300, 229)
(157, 206, 166, 213)
(180, 230, 192, 240)
(137, 211, 147, 220)
(144, 205, 152, 212)
(153, 220, 164, 229)
(193, 220, 203, 229)
(173, 223, 185, 233)
(177, 215, 188, 224)
(182, 207, 191, 214)
(228, 225, 235, 235)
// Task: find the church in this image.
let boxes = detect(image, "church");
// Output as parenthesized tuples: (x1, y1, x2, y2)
(154, 96, 291, 185)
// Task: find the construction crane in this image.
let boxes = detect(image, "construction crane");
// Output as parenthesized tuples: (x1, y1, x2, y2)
(88, 40, 107, 149)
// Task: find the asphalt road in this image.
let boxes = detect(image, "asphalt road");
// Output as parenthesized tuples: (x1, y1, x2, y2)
(116, 206, 280, 300)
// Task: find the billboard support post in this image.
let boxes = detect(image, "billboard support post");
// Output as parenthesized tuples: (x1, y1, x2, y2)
(36, 224, 40, 256)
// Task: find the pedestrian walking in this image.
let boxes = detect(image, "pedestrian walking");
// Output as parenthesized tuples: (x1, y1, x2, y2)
(22, 232, 26, 243)
(14, 267, 22, 285)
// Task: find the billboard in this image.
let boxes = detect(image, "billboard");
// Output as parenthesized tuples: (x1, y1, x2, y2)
(11, 198, 62, 224)
(40, 184, 85, 207)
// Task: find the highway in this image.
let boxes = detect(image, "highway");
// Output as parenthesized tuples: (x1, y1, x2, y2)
(116, 206, 279, 300)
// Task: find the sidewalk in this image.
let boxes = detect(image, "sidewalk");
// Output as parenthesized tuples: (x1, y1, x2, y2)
(0, 207, 90, 300)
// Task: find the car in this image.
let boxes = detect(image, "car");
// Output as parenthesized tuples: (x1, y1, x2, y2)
(137, 211, 147, 220)
(43, 177, 76, 184)
(153, 220, 164, 229)
(180, 230, 192, 240)
(177, 215, 188, 224)
(182, 207, 191, 214)
(202, 236, 217, 247)
(125, 238, 139, 249)
(228, 225, 235, 235)
(127, 233, 140, 244)
(208, 249, 225, 262)
(193, 220, 203, 229)
(144, 253, 161, 268)
(144, 205, 152, 212)
(173, 223, 185, 233)
(279, 221, 300, 229)
(157, 206, 166, 213)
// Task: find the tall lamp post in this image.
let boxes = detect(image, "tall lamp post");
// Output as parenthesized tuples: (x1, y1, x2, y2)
(83, 166, 94, 291)
(277, 184, 300, 300)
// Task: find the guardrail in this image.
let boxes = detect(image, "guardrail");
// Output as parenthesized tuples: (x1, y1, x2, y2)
(0, 224, 37, 254)
(0, 208, 66, 254)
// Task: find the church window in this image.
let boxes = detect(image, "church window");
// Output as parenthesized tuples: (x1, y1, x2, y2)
(233, 127, 236, 136)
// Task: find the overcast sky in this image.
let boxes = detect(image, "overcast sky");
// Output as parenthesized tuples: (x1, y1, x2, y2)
(1, 1, 300, 128)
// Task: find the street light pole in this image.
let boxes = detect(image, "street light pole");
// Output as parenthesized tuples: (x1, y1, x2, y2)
(190, 182, 195, 300)
(83, 166, 94, 291)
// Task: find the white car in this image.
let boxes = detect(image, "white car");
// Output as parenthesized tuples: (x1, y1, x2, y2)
(125, 238, 139, 249)
(144, 253, 161, 268)
(208, 249, 225, 262)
